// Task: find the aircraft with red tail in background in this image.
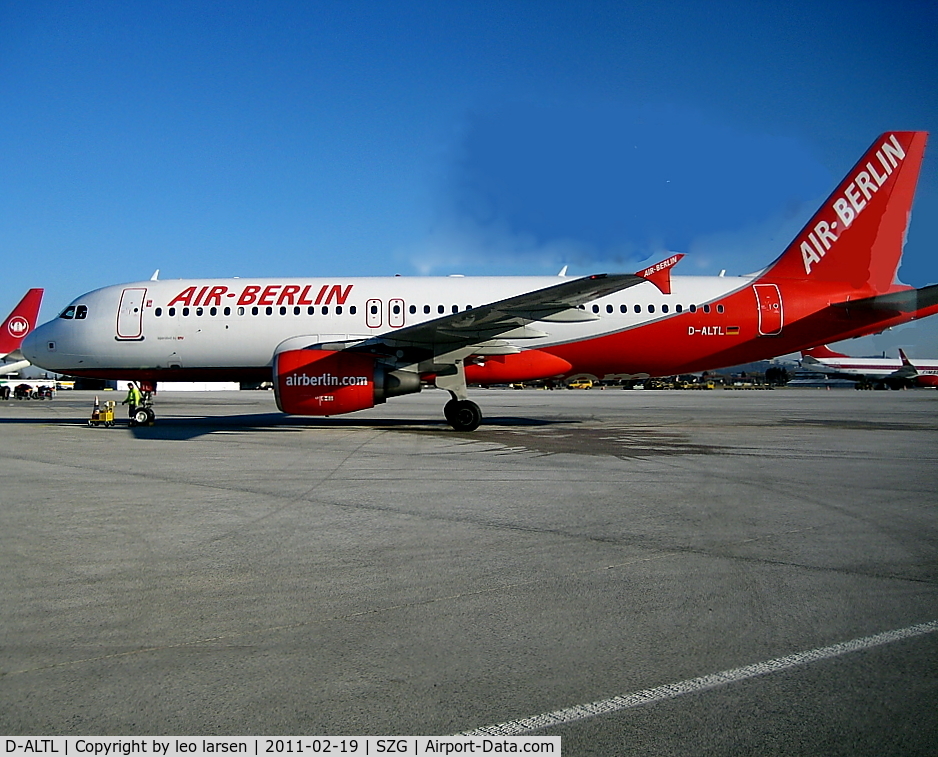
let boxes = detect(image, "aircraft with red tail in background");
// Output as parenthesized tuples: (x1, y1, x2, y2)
(22, 132, 938, 430)
(801, 344, 938, 389)
(0, 288, 44, 377)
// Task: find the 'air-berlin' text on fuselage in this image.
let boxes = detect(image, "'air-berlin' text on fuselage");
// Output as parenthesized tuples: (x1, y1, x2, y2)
(801, 133, 906, 275)
(167, 284, 354, 308)
(284, 373, 369, 387)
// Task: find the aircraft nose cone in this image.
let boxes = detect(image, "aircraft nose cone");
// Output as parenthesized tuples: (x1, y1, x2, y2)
(21, 323, 50, 363)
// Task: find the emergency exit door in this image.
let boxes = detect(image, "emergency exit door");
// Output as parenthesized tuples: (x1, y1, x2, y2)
(116, 287, 147, 340)
(753, 284, 783, 336)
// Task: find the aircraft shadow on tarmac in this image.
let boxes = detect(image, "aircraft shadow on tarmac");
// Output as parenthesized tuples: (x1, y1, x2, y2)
(0, 410, 574, 441)
(123, 413, 566, 440)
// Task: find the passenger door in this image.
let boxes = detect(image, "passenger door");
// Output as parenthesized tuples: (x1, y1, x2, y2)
(753, 284, 783, 336)
(116, 287, 147, 340)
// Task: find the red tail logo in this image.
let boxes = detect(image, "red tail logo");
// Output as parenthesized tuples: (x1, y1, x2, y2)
(0, 289, 43, 355)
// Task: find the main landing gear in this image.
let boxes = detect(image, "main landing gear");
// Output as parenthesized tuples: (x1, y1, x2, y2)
(443, 398, 482, 432)
(434, 355, 482, 431)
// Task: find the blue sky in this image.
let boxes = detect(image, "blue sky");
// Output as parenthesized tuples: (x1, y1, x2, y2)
(2, 0, 937, 353)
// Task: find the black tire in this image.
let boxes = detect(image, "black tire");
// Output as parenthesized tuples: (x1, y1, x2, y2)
(133, 408, 150, 425)
(448, 400, 482, 432)
(144, 408, 156, 424)
(443, 399, 459, 425)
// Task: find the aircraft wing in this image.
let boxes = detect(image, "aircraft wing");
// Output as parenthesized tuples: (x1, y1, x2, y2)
(0, 359, 31, 377)
(353, 255, 682, 358)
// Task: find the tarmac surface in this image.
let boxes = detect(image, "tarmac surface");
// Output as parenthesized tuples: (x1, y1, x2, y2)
(1, 387, 936, 754)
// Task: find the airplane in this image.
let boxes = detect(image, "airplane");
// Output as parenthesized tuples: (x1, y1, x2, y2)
(801, 344, 938, 388)
(0, 289, 44, 377)
(21, 131, 938, 430)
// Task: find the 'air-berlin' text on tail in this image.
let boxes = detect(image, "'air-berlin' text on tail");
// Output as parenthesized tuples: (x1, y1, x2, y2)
(763, 132, 927, 293)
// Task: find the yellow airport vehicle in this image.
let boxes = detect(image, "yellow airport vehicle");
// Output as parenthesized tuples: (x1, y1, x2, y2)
(88, 399, 116, 427)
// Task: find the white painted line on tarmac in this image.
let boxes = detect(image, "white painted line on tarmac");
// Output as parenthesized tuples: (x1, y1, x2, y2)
(460, 620, 938, 737)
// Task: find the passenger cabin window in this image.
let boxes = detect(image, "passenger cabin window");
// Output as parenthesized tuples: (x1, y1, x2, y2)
(155, 307, 162, 317)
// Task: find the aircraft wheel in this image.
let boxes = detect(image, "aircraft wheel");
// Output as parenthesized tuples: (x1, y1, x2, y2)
(443, 399, 458, 425)
(447, 400, 482, 432)
(144, 408, 156, 425)
(133, 408, 150, 426)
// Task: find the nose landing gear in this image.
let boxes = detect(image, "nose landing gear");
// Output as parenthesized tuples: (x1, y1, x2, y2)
(132, 406, 156, 426)
(129, 382, 157, 427)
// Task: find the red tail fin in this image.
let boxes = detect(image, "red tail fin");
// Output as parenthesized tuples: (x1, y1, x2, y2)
(802, 345, 848, 359)
(0, 289, 44, 355)
(764, 132, 928, 293)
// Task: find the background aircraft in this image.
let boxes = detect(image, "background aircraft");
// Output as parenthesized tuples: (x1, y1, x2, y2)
(22, 132, 938, 429)
(0, 289, 44, 377)
(801, 345, 938, 389)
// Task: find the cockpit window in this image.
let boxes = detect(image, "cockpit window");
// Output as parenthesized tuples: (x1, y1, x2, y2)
(75, 305, 88, 319)
(59, 306, 76, 319)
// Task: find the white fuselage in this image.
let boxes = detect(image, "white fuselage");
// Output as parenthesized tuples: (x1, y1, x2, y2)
(25, 273, 748, 375)
(802, 354, 938, 380)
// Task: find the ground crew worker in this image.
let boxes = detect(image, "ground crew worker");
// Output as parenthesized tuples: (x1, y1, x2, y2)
(122, 382, 142, 423)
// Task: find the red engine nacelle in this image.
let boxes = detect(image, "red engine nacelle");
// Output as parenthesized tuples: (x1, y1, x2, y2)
(274, 349, 420, 416)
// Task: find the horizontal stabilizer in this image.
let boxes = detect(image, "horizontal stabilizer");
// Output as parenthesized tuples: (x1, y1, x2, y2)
(802, 345, 848, 359)
(831, 283, 938, 314)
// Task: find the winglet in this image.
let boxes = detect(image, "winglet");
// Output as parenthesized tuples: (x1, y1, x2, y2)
(635, 254, 683, 295)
